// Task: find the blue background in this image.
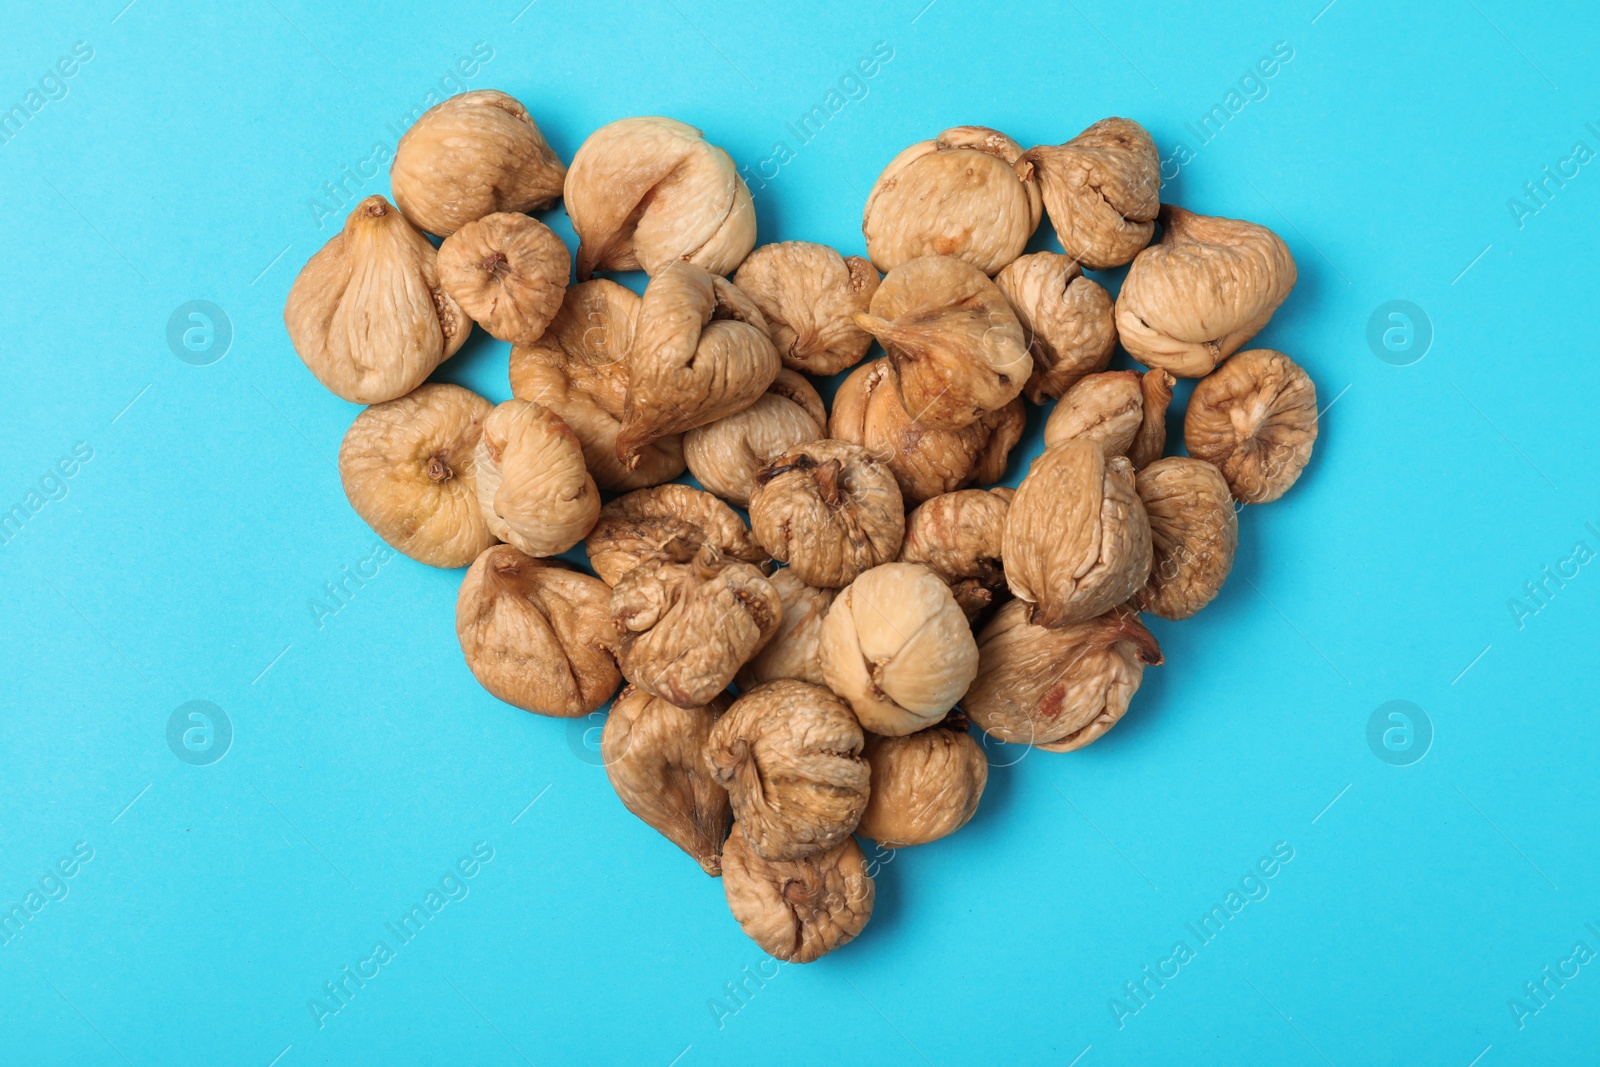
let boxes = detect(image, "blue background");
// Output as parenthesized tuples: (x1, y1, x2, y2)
(2, 1, 1597, 1064)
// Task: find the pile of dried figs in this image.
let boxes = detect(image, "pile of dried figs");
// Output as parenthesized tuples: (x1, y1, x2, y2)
(285, 93, 1317, 963)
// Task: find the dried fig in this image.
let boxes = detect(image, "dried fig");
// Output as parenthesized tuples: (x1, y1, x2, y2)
(1184, 348, 1317, 503)
(584, 484, 768, 587)
(437, 212, 569, 345)
(1135, 457, 1238, 620)
(994, 251, 1117, 402)
(899, 488, 1013, 622)
(684, 370, 827, 508)
(732, 242, 881, 375)
(1042, 368, 1174, 468)
(1021, 117, 1160, 270)
(748, 440, 905, 589)
(858, 714, 987, 848)
(1116, 205, 1297, 377)
(285, 195, 468, 404)
(736, 569, 836, 690)
(473, 399, 599, 557)
(722, 828, 873, 963)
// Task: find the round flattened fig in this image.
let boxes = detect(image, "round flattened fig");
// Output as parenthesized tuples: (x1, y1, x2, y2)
(565, 116, 756, 278)
(1116, 205, 1297, 377)
(1003, 439, 1153, 628)
(455, 545, 621, 717)
(584, 484, 768, 587)
(994, 251, 1118, 403)
(858, 714, 987, 848)
(473, 399, 600, 557)
(853, 256, 1031, 432)
(1135, 458, 1238, 620)
(339, 383, 495, 568)
(829, 358, 1025, 505)
(965, 601, 1163, 752)
(684, 370, 827, 508)
(862, 126, 1043, 275)
(1021, 118, 1161, 270)
(1042, 368, 1174, 469)
(736, 569, 837, 690)
(818, 562, 979, 737)
(722, 828, 874, 964)
(899, 487, 1013, 622)
(1184, 348, 1317, 504)
(748, 440, 906, 589)
(733, 242, 881, 375)
(602, 685, 733, 875)
(285, 195, 469, 404)
(390, 90, 567, 237)
(437, 212, 569, 345)
(705, 680, 870, 861)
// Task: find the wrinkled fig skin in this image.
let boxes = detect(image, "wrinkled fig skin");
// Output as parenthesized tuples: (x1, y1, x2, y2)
(684, 370, 827, 508)
(705, 680, 870, 862)
(858, 715, 988, 848)
(509, 280, 686, 491)
(862, 126, 1043, 275)
(1022, 117, 1161, 270)
(565, 116, 756, 278)
(1003, 440, 1153, 628)
(994, 251, 1118, 403)
(721, 828, 874, 963)
(1116, 205, 1297, 377)
(899, 488, 1013, 622)
(818, 563, 980, 737)
(437, 212, 569, 346)
(390, 90, 567, 238)
(617, 263, 781, 467)
(829, 359, 1025, 505)
(339, 384, 495, 568)
(748, 440, 906, 589)
(733, 242, 882, 375)
(455, 545, 621, 717)
(584, 484, 769, 587)
(854, 256, 1031, 432)
(611, 546, 782, 708)
(1185, 348, 1318, 504)
(736, 569, 837, 689)
(602, 686, 732, 875)
(473, 399, 599, 557)
(285, 196, 469, 404)
(965, 601, 1163, 752)
(1042, 368, 1174, 469)
(1136, 458, 1239, 620)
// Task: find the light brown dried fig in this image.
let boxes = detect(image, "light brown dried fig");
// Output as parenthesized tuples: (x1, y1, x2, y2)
(722, 828, 873, 963)
(1116, 205, 1297, 377)
(1022, 117, 1160, 270)
(1042, 368, 1174, 468)
(1003, 439, 1152, 627)
(390, 90, 567, 237)
(965, 601, 1162, 752)
(565, 116, 755, 278)
(1135, 457, 1238, 620)
(473, 399, 599, 557)
(899, 488, 1013, 622)
(732, 242, 881, 375)
(339, 383, 494, 568)
(748, 440, 905, 589)
(437, 212, 568, 345)
(853, 256, 1030, 432)
(705, 680, 870, 860)
(285, 195, 469, 404)
(994, 251, 1117, 402)
(455, 545, 620, 716)
(684, 370, 827, 507)
(1184, 348, 1317, 503)
(584, 484, 768, 587)
(858, 713, 987, 848)
(736, 569, 836, 690)
(602, 685, 732, 875)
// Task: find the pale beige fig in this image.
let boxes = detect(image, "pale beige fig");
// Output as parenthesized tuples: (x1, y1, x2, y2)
(1021, 118, 1160, 270)
(858, 714, 987, 848)
(722, 828, 873, 963)
(509, 280, 685, 491)
(617, 263, 780, 467)
(1003, 439, 1152, 627)
(899, 488, 1013, 621)
(602, 685, 732, 875)
(818, 562, 979, 736)
(455, 545, 620, 717)
(994, 251, 1117, 402)
(285, 195, 469, 404)
(748, 440, 905, 589)
(829, 358, 1025, 505)
(473, 399, 599, 557)
(732, 242, 881, 375)
(437, 212, 569, 345)
(1184, 348, 1317, 503)
(862, 126, 1043, 275)
(611, 545, 782, 708)
(1042, 368, 1174, 468)
(684, 370, 827, 507)
(1116, 205, 1297, 376)
(584, 484, 768, 587)
(390, 90, 567, 237)
(1135, 458, 1238, 620)
(565, 116, 756, 278)
(339, 383, 494, 568)
(736, 569, 837, 690)
(705, 680, 869, 861)
(965, 601, 1162, 752)
(853, 256, 1030, 432)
